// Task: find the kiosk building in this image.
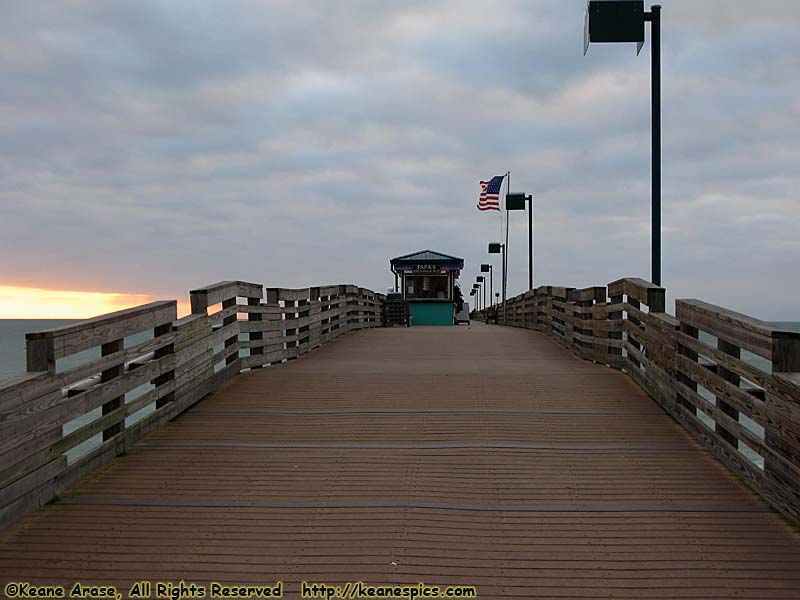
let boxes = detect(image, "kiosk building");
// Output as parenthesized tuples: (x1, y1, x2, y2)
(389, 250, 464, 326)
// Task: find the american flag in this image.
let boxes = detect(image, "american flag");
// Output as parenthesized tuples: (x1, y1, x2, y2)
(477, 175, 505, 211)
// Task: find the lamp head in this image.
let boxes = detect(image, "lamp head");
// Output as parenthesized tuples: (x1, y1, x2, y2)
(584, 0, 646, 56)
(506, 193, 527, 211)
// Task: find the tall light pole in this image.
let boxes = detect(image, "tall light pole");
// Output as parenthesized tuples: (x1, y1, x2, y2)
(477, 276, 486, 312)
(584, 1, 662, 286)
(481, 264, 493, 306)
(488, 242, 506, 323)
(507, 192, 534, 290)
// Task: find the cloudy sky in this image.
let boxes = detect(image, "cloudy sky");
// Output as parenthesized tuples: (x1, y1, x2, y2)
(1, 1, 798, 319)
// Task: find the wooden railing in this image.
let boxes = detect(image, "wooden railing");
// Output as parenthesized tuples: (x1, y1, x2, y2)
(492, 277, 800, 524)
(0, 281, 383, 529)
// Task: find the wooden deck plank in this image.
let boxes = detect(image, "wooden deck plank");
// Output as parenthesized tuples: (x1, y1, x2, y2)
(2, 323, 800, 598)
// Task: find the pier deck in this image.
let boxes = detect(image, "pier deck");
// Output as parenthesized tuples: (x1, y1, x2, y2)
(2, 323, 800, 599)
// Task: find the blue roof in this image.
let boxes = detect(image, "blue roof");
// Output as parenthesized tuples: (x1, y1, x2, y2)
(390, 249, 464, 264)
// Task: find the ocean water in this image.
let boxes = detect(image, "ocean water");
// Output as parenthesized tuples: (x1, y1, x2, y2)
(0, 319, 77, 379)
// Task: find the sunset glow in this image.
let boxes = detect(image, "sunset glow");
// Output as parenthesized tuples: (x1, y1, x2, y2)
(0, 286, 191, 320)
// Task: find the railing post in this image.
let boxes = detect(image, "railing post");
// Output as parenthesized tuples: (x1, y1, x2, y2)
(544, 288, 553, 335)
(222, 297, 238, 366)
(648, 287, 666, 313)
(285, 297, 297, 353)
(627, 297, 642, 370)
(296, 293, 309, 354)
(309, 287, 321, 346)
(767, 331, 800, 493)
(248, 295, 264, 368)
(676, 323, 699, 414)
(608, 287, 623, 363)
(337, 285, 347, 335)
(565, 295, 576, 347)
(26, 337, 55, 373)
(772, 333, 800, 373)
(190, 290, 209, 315)
(716, 339, 742, 449)
(153, 322, 175, 409)
(591, 287, 607, 353)
(265, 288, 286, 359)
(101, 338, 124, 442)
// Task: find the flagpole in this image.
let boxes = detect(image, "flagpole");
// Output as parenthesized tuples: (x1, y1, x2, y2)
(503, 170, 510, 325)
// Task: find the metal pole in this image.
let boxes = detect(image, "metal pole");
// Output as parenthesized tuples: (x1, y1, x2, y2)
(483, 280, 486, 313)
(651, 5, 662, 286)
(501, 245, 507, 324)
(527, 195, 533, 290)
(503, 171, 510, 325)
(490, 266, 493, 307)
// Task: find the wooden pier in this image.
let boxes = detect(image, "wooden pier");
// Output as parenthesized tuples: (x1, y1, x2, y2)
(1, 278, 800, 598)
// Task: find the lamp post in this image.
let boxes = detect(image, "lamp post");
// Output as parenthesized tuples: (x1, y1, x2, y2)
(506, 193, 534, 290)
(477, 276, 486, 312)
(481, 264, 493, 306)
(488, 242, 506, 324)
(584, 0, 662, 286)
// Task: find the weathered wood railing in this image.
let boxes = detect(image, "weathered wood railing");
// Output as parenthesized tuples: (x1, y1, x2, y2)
(0, 281, 383, 529)
(492, 277, 800, 524)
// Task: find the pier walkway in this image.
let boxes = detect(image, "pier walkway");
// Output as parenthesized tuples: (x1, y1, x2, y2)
(2, 322, 800, 599)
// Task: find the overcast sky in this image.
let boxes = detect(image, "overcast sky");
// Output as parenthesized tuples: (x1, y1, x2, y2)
(1, 1, 798, 319)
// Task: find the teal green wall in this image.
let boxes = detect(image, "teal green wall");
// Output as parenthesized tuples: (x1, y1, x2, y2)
(409, 303, 454, 326)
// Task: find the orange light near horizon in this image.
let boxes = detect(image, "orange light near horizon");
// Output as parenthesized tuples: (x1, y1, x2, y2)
(0, 286, 192, 320)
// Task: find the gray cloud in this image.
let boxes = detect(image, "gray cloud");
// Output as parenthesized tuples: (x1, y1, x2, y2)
(0, 0, 798, 319)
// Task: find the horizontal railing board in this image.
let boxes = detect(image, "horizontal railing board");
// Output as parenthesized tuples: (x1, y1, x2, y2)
(0, 373, 60, 414)
(54, 331, 178, 390)
(608, 278, 666, 311)
(676, 354, 795, 435)
(265, 287, 314, 303)
(207, 304, 243, 324)
(26, 301, 177, 368)
(0, 378, 177, 489)
(0, 354, 176, 465)
(569, 287, 607, 303)
(673, 379, 783, 469)
(676, 299, 780, 361)
(189, 281, 263, 313)
(0, 457, 66, 512)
